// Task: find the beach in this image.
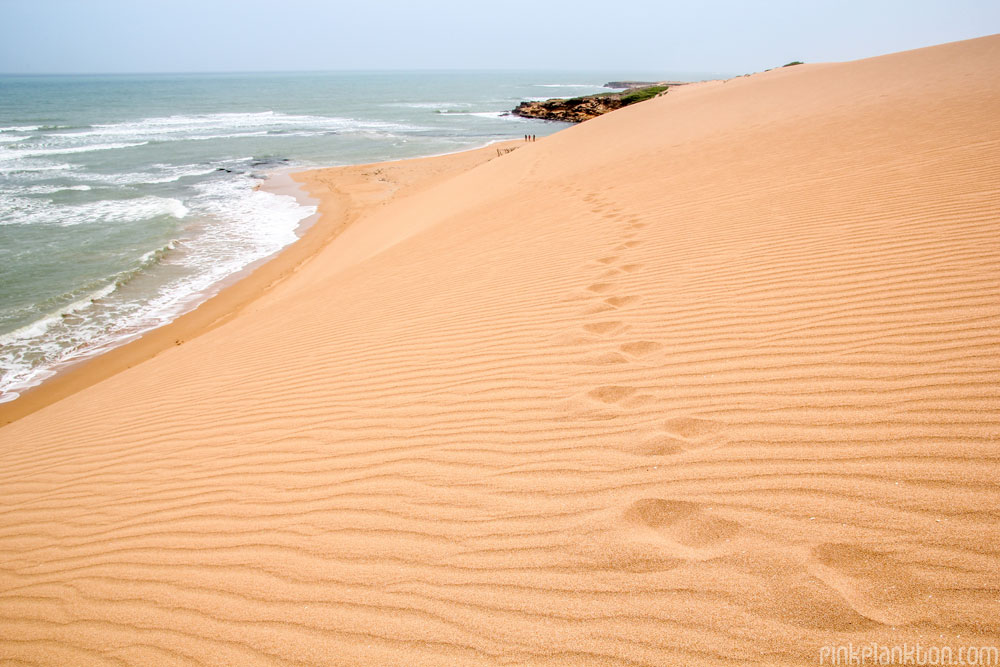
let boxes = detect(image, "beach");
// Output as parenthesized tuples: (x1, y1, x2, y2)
(1, 33, 999, 666)
(0, 71, 599, 403)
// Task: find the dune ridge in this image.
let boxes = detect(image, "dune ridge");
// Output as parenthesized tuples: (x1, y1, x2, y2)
(1, 35, 999, 665)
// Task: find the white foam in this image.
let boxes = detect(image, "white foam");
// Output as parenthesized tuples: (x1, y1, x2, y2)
(188, 131, 270, 141)
(0, 141, 149, 160)
(62, 196, 189, 226)
(0, 282, 119, 345)
(0, 125, 40, 132)
(16, 184, 93, 194)
(465, 111, 516, 119)
(388, 102, 472, 110)
(0, 236, 181, 351)
(0, 192, 47, 225)
(81, 164, 220, 186)
(184, 179, 312, 263)
(53, 111, 424, 144)
(1, 194, 188, 226)
(0, 161, 75, 174)
(138, 239, 178, 265)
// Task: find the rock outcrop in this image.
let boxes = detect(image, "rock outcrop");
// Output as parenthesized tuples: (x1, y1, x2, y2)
(511, 96, 628, 123)
(511, 85, 670, 123)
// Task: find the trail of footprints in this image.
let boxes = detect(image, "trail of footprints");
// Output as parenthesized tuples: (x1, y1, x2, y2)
(555, 188, 931, 632)
(561, 187, 729, 453)
(562, 189, 756, 579)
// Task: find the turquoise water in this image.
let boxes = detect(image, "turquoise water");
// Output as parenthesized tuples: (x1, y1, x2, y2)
(0, 70, 693, 400)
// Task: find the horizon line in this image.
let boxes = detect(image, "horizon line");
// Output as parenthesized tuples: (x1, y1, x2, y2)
(0, 67, 741, 78)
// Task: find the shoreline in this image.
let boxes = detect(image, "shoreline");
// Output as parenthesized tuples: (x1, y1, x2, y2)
(0, 173, 328, 426)
(0, 140, 520, 425)
(0, 170, 321, 411)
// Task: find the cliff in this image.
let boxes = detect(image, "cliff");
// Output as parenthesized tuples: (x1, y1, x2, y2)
(511, 85, 670, 123)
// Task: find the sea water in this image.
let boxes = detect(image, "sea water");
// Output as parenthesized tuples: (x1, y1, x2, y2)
(0, 70, 697, 401)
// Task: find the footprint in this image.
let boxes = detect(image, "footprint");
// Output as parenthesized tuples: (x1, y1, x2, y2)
(549, 332, 600, 346)
(586, 282, 616, 293)
(604, 295, 640, 308)
(598, 269, 621, 279)
(740, 553, 880, 631)
(808, 543, 931, 626)
(596, 256, 619, 265)
(583, 321, 623, 335)
(663, 417, 723, 439)
(581, 303, 618, 315)
(578, 534, 682, 573)
(625, 498, 741, 550)
(629, 222, 647, 229)
(620, 340, 661, 357)
(620, 263, 643, 273)
(614, 240, 642, 250)
(581, 352, 629, 365)
(588, 385, 637, 403)
(625, 434, 686, 456)
(661, 416, 727, 451)
(600, 551, 681, 573)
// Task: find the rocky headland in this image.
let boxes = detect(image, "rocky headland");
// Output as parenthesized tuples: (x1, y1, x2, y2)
(511, 84, 671, 123)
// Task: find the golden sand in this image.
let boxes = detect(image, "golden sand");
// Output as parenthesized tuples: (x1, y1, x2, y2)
(1, 35, 999, 665)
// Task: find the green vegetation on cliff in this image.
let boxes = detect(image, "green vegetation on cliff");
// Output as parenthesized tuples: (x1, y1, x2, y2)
(618, 85, 670, 105)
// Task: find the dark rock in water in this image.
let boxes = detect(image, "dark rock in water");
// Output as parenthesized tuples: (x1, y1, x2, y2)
(249, 158, 291, 168)
(511, 85, 670, 123)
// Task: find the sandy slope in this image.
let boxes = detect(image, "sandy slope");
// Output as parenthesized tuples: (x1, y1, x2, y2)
(2, 35, 999, 665)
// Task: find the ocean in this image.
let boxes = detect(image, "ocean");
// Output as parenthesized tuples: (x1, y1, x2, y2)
(0, 70, 689, 402)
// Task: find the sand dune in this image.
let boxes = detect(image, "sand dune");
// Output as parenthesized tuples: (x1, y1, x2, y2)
(2, 35, 1000, 665)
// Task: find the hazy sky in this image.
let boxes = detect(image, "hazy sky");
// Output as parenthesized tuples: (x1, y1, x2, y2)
(1, 0, 998, 74)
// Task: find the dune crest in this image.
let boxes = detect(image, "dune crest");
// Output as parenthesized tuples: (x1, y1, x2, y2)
(2, 35, 1000, 665)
